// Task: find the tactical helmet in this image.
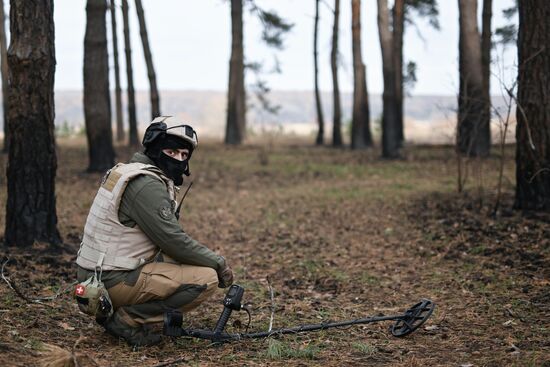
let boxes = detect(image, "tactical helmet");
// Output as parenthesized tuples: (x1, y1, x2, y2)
(142, 116, 198, 153)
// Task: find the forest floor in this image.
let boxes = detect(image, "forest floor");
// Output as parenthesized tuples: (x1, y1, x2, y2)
(0, 138, 548, 367)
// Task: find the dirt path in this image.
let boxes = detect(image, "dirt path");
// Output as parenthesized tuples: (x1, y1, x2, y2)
(0, 143, 548, 366)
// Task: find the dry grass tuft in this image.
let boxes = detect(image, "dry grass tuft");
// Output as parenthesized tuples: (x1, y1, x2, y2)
(40, 343, 75, 367)
(39, 337, 95, 367)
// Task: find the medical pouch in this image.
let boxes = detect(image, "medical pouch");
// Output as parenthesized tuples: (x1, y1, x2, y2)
(74, 274, 113, 319)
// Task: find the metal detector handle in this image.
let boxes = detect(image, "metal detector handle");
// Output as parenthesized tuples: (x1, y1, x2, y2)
(213, 307, 233, 334)
(213, 284, 245, 334)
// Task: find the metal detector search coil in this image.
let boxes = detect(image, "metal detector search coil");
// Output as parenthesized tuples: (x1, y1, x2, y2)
(163, 284, 436, 343)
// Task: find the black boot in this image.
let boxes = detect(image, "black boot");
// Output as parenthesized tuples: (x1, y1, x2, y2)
(101, 312, 162, 347)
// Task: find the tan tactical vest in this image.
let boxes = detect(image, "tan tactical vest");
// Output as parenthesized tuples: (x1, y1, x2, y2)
(76, 162, 177, 271)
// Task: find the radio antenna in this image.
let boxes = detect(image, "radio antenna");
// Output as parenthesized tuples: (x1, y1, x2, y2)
(175, 181, 193, 219)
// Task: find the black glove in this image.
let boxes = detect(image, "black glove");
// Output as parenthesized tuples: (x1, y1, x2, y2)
(217, 258, 234, 288)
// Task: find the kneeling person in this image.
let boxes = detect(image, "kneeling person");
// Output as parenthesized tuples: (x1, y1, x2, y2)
(75, 117, 233, 347)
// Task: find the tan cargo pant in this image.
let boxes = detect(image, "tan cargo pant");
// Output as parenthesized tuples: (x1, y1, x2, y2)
(108, 261, 218, 327)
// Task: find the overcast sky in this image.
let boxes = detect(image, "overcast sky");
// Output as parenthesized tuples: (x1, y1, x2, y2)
(46, 0, 517, 95)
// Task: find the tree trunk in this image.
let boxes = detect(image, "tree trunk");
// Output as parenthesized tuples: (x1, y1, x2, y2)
(351, 0, 372, 149)
(377, 0, 399, 158)
(84, 0, 114, 172)
(135, 0, 160, 120)
(457, 0, 490, 157)
(225, 0, 245, 145)
(481, 0, 492, 151)
(122, 0, 138, 146)
(0, 0, 9, 153)
(393, 0, 405, 146)
(314, 0, 325, 146)
(110, 0, 124, 142)
(331, 0, 343, 147)
(514, 0, 550, 211)
(5, 0, 61, 247)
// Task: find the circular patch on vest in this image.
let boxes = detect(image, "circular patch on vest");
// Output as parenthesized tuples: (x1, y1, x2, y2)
(159, 205, 173, 220)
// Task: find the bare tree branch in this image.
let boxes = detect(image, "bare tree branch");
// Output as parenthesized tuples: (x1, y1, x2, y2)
(509, 92, 535, 150)
(528, 168, 550, 183)
(266, 276, 275, 332)
(320, 0, 334, 13)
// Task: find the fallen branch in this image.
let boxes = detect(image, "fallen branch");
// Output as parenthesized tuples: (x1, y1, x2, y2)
(34, 280, 79, 302)
(152, 356, 188, 367)
(1, 258, 38, 304)
(1, 258, 76, 306)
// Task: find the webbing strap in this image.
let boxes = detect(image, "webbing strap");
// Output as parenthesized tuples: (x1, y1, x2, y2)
(95, 252, 105, 280)
(95, 252, 105, 268)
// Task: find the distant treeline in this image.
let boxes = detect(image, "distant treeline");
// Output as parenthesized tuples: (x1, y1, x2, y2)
(0, 91, 514, 134)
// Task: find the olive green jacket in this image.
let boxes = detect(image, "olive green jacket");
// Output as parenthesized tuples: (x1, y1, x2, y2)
(78, 152, 223, 288)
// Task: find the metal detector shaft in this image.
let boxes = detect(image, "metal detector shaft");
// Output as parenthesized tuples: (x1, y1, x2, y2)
(240, 315, 401, 339)
(171, 314, 404, 342)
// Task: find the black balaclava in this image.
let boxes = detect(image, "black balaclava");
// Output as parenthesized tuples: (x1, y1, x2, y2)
(144, 134, 194, 186)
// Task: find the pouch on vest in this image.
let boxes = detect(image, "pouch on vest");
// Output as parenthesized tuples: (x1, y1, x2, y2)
(74, 274, 113, 320)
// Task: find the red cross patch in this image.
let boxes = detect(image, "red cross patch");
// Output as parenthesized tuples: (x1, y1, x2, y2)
(75, 285, 85, 296)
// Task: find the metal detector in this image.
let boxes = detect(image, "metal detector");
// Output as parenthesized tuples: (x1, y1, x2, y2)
(163, 284, 435, 343)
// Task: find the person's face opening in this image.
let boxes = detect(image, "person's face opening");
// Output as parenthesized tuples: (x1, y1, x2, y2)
(162, 148, 189, 161)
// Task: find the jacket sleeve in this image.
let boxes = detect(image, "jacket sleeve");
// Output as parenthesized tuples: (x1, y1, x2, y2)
(120, 176, 225, 270)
